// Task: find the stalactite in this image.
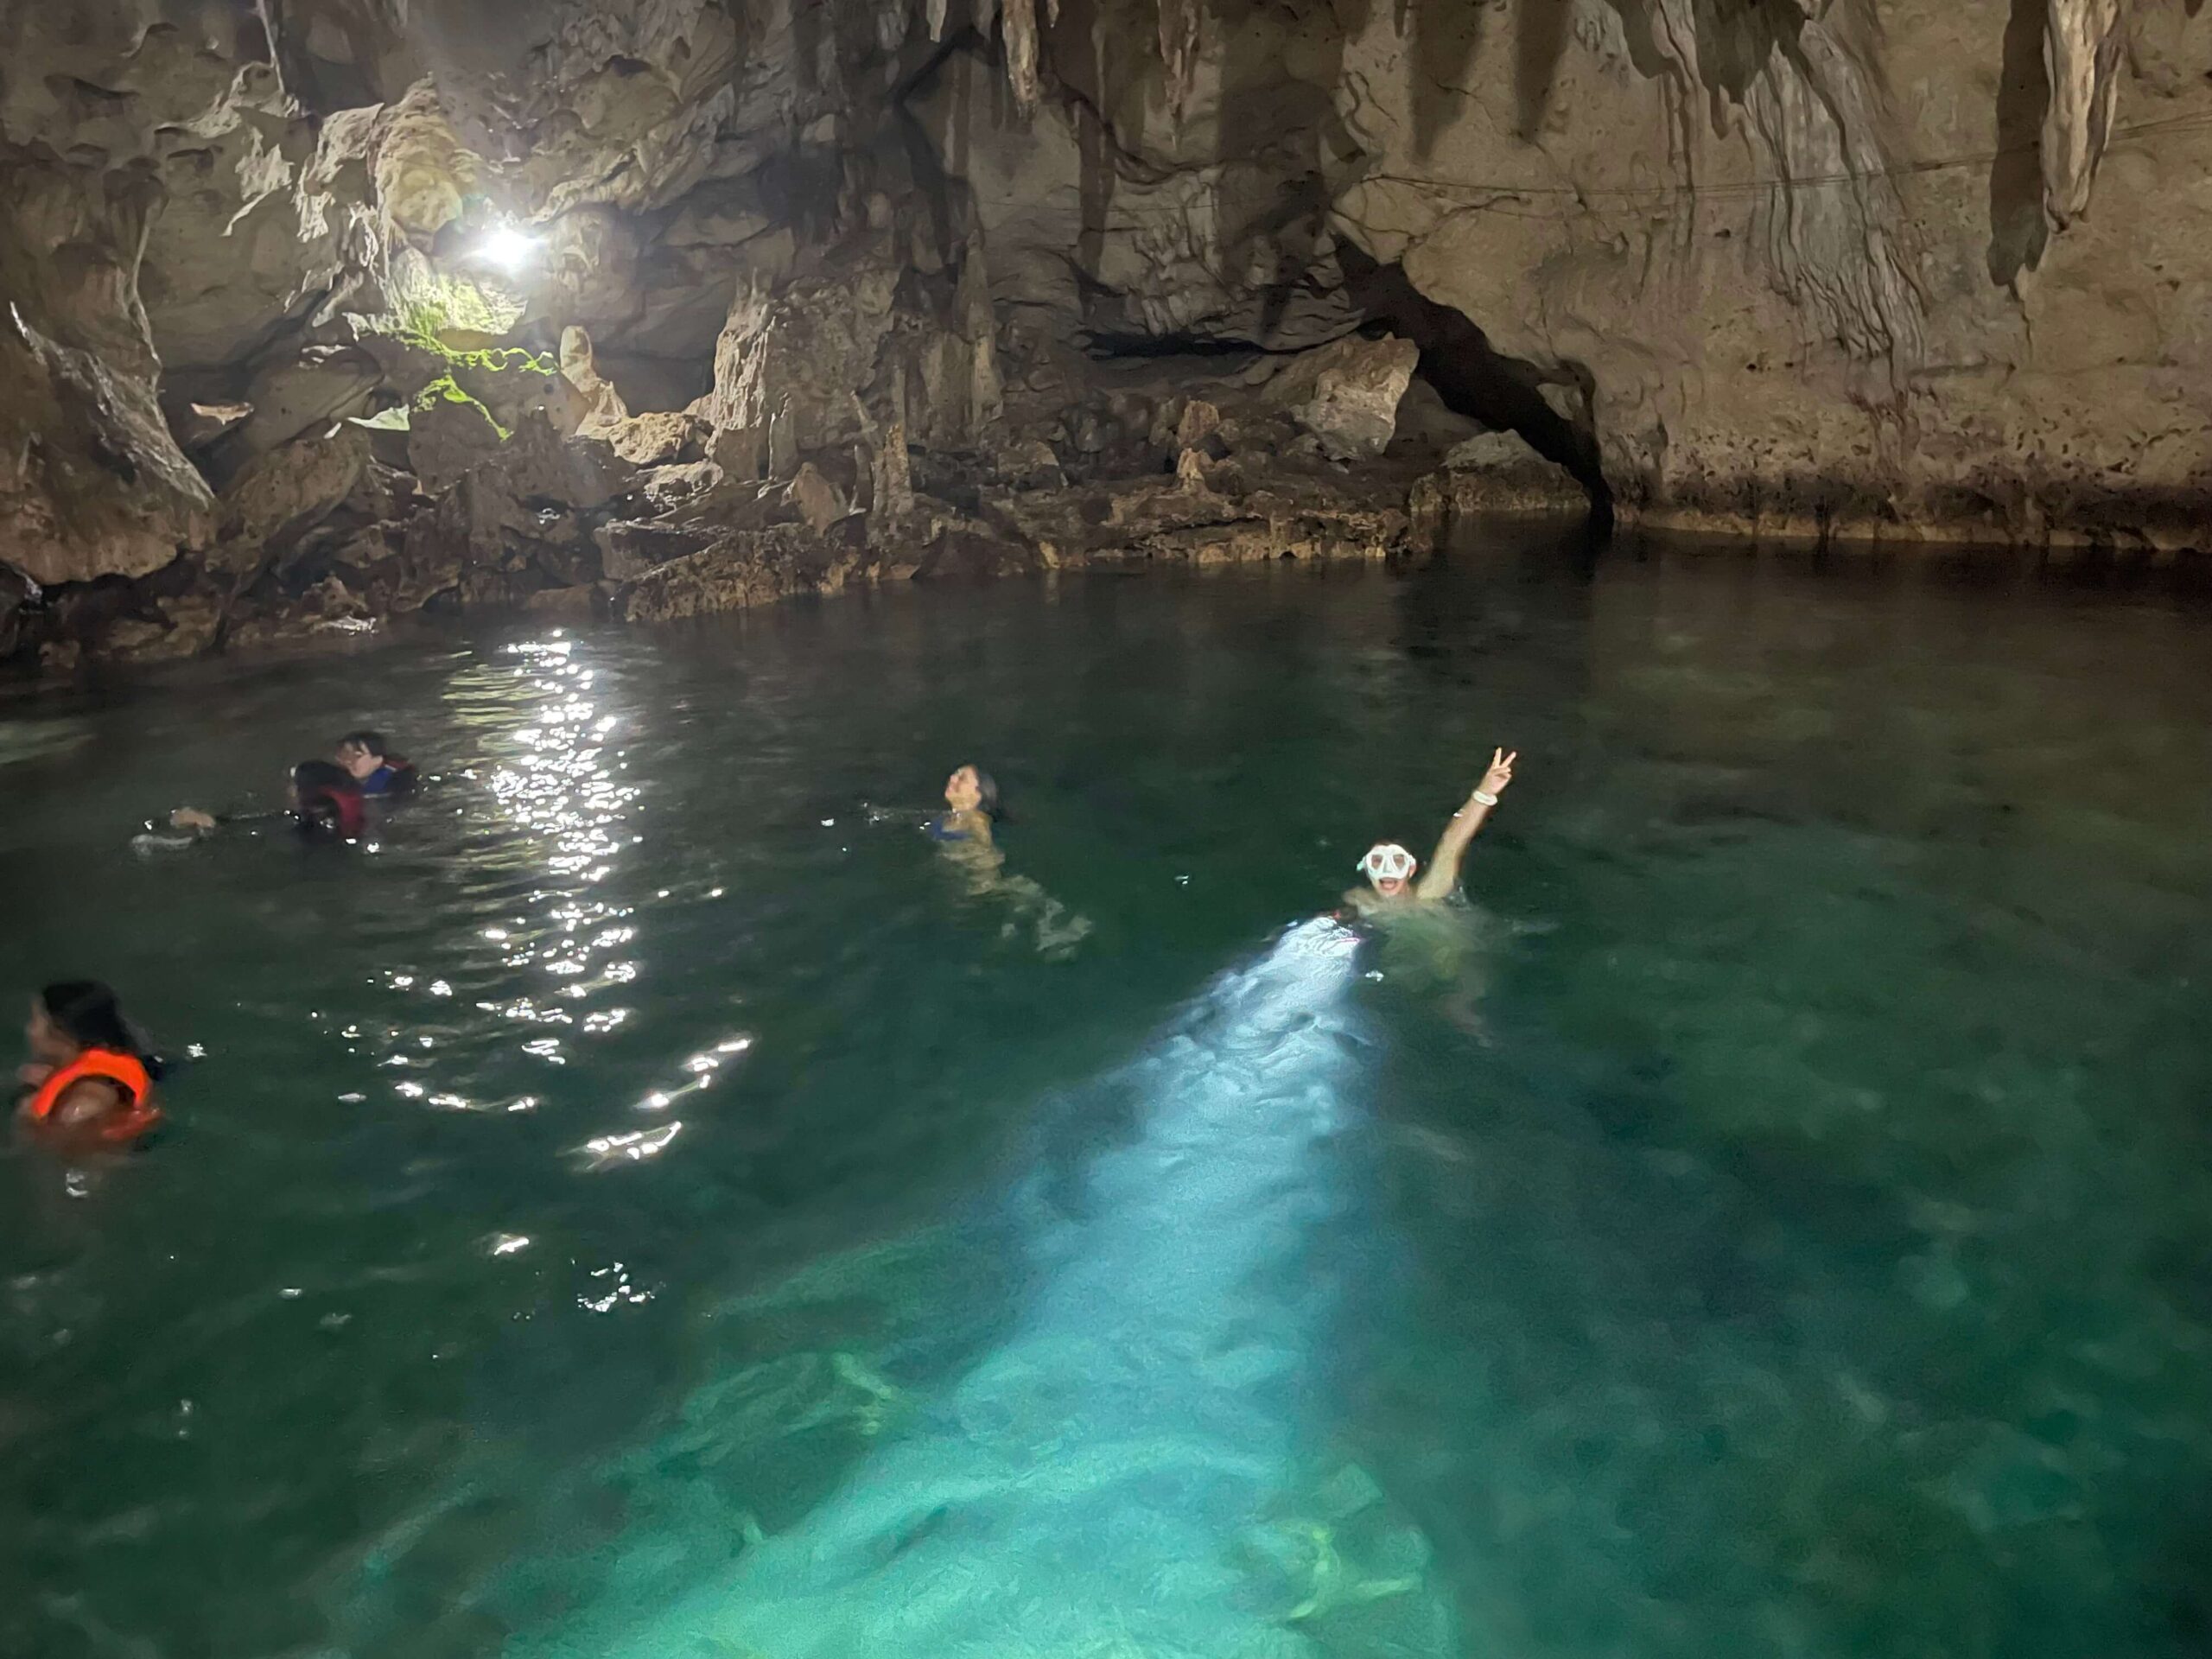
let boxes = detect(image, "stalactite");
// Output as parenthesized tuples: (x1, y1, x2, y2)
(1159, 0, 1199, 125)
(1002, 0, 1041, 111)
(926, 0, 950, 42)
(2040, 0, 2128, 226)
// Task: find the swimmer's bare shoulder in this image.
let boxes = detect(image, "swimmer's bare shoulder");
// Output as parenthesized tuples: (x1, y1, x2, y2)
(1343, 885, 1421, 919)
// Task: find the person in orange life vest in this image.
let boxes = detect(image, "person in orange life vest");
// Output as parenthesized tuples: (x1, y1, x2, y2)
(15, 981, 164, 1147)
(171, 760, 365, 838)
(335, 729, 416, 798)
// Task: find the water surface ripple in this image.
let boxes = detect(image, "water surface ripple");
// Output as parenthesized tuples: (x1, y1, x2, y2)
(3, 540, 2209, 1659)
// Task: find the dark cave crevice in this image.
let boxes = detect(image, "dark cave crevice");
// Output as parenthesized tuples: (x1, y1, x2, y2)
(1342, 251, 1612, 517)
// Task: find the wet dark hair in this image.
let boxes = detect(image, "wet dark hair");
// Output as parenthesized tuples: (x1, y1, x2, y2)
(294, 760, 355, 792)
(39, 981, 163, 1078)
(292, 760, 364, 835)
(965, 766, 1001, 820)
(336, 730, 388, 760)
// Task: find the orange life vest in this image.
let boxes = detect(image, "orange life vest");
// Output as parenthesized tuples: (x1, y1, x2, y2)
(25, 1049, 162, 1145)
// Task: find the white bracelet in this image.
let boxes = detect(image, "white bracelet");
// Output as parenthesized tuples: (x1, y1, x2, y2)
(1471, 789, 1499, 808)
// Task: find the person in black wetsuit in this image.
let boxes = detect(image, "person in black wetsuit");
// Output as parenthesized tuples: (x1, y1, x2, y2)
(336, 730, 416, 798)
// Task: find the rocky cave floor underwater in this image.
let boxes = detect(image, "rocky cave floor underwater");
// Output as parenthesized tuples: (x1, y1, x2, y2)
(3, 529, 2211, 1659)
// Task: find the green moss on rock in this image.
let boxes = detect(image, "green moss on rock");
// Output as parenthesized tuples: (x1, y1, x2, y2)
(411, 372, 511, 441)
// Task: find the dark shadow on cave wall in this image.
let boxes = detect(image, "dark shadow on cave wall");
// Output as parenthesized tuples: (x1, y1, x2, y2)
(1408, 0, 1575, 149)
(1516, 0, 1573, 139)
(1344, 248, 1612, 515)
(1039, 1, 1608, 514)
(1987, 0, 2050, 287)
(1413, 1, 1484, 159)
(1688, 0, 1806, 124)
(1038, 0, 1376, 347)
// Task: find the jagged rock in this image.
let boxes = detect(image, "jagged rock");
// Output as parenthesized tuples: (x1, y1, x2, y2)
(526, 584, 602, 619)
(635, 460, 724, 513)
(553, 325, 700, 464)
(1442, 429, 1585, 509)
(1264, 336, 1418, 462)
(299, 575, 372, 625)
(997, 438, 1066, 493)
(594, 519, 717, 582)
(340, 461, 434, 526)
(1410, 431, 1586, 534)
(911, 44, 1360, 353)
(694, 264, 901, 468)
(325, 524, 437, 614)
(1175, 400, 1223, 452)
(422, 413, 635, 590)
(604, 411, 708, 467)
(220, 346, 385, 473)
(0, 310, 216, 588)
(861, 413, 915, 525)
(406, 391, 509, 493)
(137, 67, 359, 378)
(785, 463, 848, 534)
(894, 251, 1006, 448)
(562, 324, 633, 429)
(215, 429, 372, 577)
(101, 596, 222, 664)
(171, 401, 255, 453)
(982, 469, 1409, 568)
(221, 607, 382, 656)
(619, 522, 875, 623)
(486, 413, 637, 515)
(353, 322, 583, 441)
(0, 562, 40, 661)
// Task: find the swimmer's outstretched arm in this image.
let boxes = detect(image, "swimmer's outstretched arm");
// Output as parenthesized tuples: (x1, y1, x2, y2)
(1415, 748, 1516, 901)
(168, 806, 285, 833)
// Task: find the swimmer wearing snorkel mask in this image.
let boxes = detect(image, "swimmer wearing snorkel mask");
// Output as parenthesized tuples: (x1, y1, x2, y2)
(1344, 747, 1516, 918)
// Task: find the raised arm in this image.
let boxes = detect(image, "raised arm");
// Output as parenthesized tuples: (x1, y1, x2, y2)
(1415, 748, 1516, 901)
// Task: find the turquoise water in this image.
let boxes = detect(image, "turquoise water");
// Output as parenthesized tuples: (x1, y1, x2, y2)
(3, 538, 2210, 1659)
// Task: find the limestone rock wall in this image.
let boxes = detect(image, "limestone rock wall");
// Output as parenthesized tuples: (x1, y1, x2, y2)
(918, 0, 2212, 545)
(1, 0, 2207, 669)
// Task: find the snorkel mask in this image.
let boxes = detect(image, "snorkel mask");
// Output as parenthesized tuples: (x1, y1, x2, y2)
(1359, 842, 1417, 884)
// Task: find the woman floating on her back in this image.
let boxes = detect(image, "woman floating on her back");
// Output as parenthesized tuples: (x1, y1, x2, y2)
(16, 981, 164, 1148)
(927, 763, 1000, 849)
(925, 762, 1090, 958)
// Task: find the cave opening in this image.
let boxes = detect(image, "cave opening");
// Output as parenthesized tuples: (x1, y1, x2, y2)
(1343, 251, 1613, 520)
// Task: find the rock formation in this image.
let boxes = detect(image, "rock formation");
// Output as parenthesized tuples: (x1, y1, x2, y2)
(2, 0, 2207, 671)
